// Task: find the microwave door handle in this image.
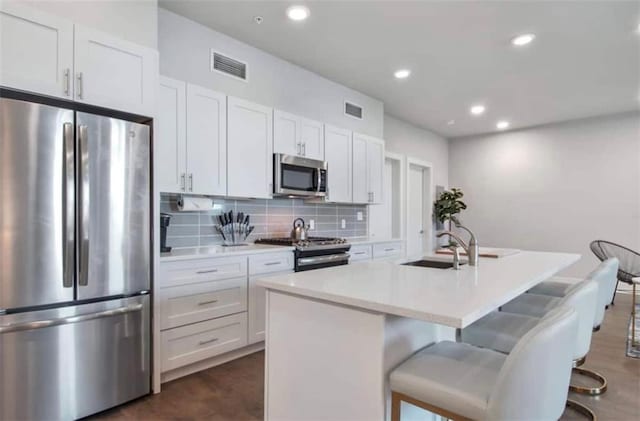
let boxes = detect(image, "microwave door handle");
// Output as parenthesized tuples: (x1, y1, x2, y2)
(317, 170, 322, 193)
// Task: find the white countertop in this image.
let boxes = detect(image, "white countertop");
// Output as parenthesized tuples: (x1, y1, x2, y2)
(257, 251, 580, 328)
(160, 244, 294, 262)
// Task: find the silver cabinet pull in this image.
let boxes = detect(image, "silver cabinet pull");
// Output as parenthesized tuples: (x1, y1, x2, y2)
(63, 69, 70, 96)
(199, 338, 219, 346)
(196, 269, 218, 274)
(354, 251, 366, 255)
(180, 173, 186, 191)
(296, 142, 301, 155)
(78, 125, 90, 287)
(384, 248, 395, 252)
(188, 173, 194, 192)
(63, 123, 75, 288)
(264, 261, 280, 266)
(76, 72, 83, 99)
(302, 142, 306, 156)
(198, 299, 218, 306)
(0, 304, 143, 333)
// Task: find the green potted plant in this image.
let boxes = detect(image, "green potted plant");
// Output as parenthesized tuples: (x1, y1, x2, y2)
(434, 188, 467, 233)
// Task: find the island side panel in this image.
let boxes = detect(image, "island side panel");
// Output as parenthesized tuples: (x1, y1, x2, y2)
(264, 290, 444, 421)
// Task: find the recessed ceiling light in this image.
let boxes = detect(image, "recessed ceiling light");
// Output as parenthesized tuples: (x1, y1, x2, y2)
(447, 120, 455, 125)
(511, 33, 536, 46)
(394, 69, 411, 79)
(470, 105, 486, 115)
(286, 5, 310, 21)
(496, 120, 510, 130)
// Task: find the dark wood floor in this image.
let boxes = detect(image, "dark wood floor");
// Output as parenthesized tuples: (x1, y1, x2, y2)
(93, 293, 639, 421)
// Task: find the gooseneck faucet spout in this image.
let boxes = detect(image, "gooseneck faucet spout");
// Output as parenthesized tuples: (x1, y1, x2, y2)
(436, 223, 479, 267)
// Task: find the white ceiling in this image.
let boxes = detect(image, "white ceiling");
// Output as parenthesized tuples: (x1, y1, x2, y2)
(159, 1, 640, 138)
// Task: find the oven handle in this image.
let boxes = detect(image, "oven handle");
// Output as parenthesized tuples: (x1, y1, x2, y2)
(297, 253, 350, 267)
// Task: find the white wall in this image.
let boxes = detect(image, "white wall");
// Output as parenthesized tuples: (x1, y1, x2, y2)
(23, 0, 158, 49)
(449, 112, 640, 277)
(158, 8, 384, 138)
(384, 114, 449, 188)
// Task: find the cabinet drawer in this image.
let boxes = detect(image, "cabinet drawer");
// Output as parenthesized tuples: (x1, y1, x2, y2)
(159, 256, 247, 288)
(161, 313, 248, 372)
(249, 252, 294, 275)
(372, 242, 404, 259)
(160, 277, 247, 330)
(349, 245, 372, 262)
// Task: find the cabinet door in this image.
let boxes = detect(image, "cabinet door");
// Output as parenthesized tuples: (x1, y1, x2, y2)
(227, 97, 273, 199)
(0, 2, 73, 99)
(157, 76, 187, 193)
(352, 133, 369, 204)
(74, 24, 157, 116)
(367, 138, 385, 204)
(324, 125, 352, 203)
(248, 276, 266, 344)
(300, 117, 324, 160)
(273, 109, 299, 156)
(186, 84, 227, 196)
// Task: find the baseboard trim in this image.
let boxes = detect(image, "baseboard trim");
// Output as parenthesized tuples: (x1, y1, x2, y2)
(160, 342, 265, 384)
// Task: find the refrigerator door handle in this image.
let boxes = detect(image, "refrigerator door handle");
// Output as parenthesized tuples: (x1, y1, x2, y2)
(63, 122, 75, 288)
(78, 125, 90, 287)
(0, 304, 144, 334)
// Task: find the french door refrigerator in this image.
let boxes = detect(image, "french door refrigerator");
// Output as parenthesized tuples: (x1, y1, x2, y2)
(0, 96, 151, 420)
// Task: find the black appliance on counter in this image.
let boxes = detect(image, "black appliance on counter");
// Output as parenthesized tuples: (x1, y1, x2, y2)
(160, 213, 172, 252)
(255, 237, 351, 272)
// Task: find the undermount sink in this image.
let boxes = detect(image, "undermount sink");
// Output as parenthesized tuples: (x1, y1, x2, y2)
(402, 259, 466, 269)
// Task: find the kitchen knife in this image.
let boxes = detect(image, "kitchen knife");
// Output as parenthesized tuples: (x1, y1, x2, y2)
(245, 225, 254, 240)
(218, 215, 225, 226)
(215, 225, 227, 241)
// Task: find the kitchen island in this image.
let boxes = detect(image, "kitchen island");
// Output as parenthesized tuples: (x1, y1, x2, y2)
(257, 251, 580, 421)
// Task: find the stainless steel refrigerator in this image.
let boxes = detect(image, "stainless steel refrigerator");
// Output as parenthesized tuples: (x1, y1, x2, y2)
(0, 95, 151, 420)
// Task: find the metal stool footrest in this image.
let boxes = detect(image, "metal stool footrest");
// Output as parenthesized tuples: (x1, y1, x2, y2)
(567, 399, 597, 420)
(570, 367, 608, 395)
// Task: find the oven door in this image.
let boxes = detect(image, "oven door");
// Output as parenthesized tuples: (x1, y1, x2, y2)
(274, 154, 327, 197)
(296, 252, 350, 272)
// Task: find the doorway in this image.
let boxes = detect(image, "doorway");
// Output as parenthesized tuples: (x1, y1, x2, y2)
(406, 158, 433, 258)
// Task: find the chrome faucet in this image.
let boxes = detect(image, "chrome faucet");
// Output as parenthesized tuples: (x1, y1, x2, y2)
(436, 222, 479, 267)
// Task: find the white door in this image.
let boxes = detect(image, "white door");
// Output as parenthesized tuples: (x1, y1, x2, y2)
(367, 138, 385, 204)
(157, 76, 187, 193)
(0, 2, 73, 99)
(273, 109, 299, 156)
(74, 24, 157, 116)
(324, 125, 352, 203)
(299, 117, 324, 160)
(227, 96, 273, 199)
(248, 276, 265, 344)
(407, 164, 426, 258)
(352, 133, 369, 204)
(186, 84, 227, 196)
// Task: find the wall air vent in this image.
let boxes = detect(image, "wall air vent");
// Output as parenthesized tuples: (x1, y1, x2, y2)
(211, 50, 247, 81)
(344, 101, 363, 120)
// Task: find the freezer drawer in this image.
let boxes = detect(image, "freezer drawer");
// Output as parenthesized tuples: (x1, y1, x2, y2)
(0, 295, 150, 420)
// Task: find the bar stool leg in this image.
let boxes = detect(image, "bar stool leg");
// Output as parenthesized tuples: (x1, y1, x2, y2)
(570, 357, 607, 395)
(391, 391, 401, 421)
(567, 399, 597, 421)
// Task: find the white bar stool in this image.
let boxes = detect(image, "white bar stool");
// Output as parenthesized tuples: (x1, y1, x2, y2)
(462, 279, 598, 420)
(389, 306, 577, 421)
(504, 258, 618, 395)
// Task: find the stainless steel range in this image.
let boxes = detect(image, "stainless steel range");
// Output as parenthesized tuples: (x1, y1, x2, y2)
(255, 237, 351, 271)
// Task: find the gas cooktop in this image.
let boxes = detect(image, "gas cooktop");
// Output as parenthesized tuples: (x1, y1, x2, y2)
(255, 236, 349, 250)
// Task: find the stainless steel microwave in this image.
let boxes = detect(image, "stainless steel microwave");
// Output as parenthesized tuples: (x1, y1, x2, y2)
(273, 154, 327, 197)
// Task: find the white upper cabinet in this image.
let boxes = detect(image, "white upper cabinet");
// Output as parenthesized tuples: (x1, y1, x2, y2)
(352, 133, 385, 204)
(273, 110, 300, 156)
(324, 125, 352, 203)
(0, 2, 74, 99)
(273, 110, 324, 160)
(299, 117, 324, 160)
(157, 77, 187, 193)
(367, 137, 385, 204)
(228, 97, 273, 199)
(186, 84, 227, 196)
(74, 25, 157, 116)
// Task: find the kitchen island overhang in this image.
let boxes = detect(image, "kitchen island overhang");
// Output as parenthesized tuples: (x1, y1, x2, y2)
(259, 251, 580, 421)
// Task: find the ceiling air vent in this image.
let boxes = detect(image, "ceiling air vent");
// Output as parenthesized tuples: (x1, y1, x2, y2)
(344, 101, 363, 120)
(211, 50, 247, 81)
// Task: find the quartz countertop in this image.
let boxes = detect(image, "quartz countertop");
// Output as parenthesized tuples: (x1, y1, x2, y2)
(160, 244, 294, 262)
(257, 251, 580, 328)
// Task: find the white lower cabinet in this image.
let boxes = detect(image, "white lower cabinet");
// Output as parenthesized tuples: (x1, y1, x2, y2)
(350, 244, 373, 262)
(161, 313, 248, 372)
(372, 241, 404, 259)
